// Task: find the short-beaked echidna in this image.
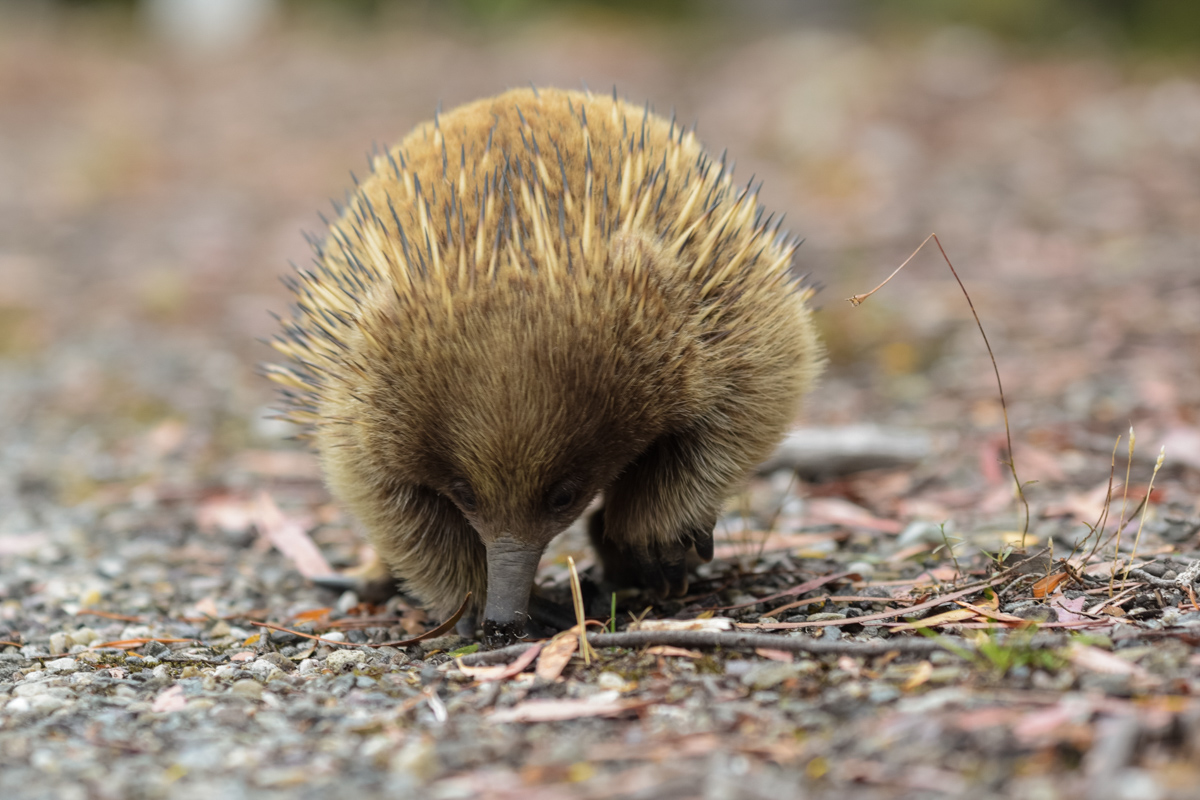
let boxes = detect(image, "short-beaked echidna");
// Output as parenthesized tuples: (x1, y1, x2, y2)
(267, 87, 824, 641)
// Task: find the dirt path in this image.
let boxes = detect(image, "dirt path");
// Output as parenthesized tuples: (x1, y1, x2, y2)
(1, 9, 1199, 799)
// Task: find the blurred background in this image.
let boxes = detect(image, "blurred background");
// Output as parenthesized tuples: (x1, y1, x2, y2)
(2, 0, 1199, 532)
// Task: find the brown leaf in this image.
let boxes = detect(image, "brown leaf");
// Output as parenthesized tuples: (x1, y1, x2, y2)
(902, 660, 933, 691)
(535, 633, 577, 682)
(1032, 572, 1069, 598)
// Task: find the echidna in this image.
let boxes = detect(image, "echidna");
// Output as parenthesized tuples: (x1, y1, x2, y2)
(267, 87, 824, 642)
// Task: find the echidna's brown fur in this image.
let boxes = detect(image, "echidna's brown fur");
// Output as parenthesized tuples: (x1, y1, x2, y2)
(267, 87, 824, 637)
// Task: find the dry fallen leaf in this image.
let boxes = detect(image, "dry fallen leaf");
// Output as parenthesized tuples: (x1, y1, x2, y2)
(1032, 572, 1069, 598)
(902, 660, 934, 691)
(1050, 596, 1095, 625)
(754, 648, 794, 663)
(643, 646, 703, 658)
(455, 643, 543, 683)
(630, 617, 733, 632)
(489, 693, 648, 723)
(535, 633, 578, 682)
(1067, 644, 1153, 679)
(955, 601, 1030, 626)
(891, 607, 978, 632)
(253, 491, 333, 579)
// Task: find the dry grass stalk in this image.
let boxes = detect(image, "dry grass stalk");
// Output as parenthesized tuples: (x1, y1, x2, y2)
(848, 233, 1031, 543)
(567, 556, 596, 665)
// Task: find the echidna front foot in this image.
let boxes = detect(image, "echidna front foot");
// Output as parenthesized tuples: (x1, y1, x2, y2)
(588, 508, 716, 599)
(310, 553, 403, 605)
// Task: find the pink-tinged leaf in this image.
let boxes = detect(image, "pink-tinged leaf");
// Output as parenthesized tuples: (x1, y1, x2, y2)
(194, 494, 256, 536)
(0, 533, 46, 556)
(1051, 595, 1095, 625)
(253, 491, 333, 579)
(150, 684, 188, 713)
(1012, 697, 1100, 745)
(806, 497, 903, 533)
(489, 695, 648, 723)
(1067, 644, 1152, 678)
(754, 648, 794, 663)
(229, 651, 256, 662)
(535, 633, 577, 682)
(455, 643, 543, 682)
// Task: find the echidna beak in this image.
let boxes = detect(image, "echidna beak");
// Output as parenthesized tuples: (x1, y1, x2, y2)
(482, 536, 543, 646)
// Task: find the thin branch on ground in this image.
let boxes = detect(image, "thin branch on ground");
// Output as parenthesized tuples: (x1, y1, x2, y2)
(458, 631, 974, 666)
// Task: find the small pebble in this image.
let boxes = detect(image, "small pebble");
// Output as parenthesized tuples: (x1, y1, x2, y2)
(260, 652, 297, 672)
(326, 649, 367, 671)
(845, 561, 875, 578)
(230, 679, 264, 700)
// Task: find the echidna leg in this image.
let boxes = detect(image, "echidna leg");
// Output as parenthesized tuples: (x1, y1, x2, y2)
(365, 486, 488, 637)
(594, 432, 726, 598)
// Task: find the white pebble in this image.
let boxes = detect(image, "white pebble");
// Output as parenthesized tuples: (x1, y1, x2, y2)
(326, 649, 367, 671)
(44, 658, 79, 674)
(596, 672, 627, 691)
(69, 628, 99, 646)
(846, 561, 876, 578)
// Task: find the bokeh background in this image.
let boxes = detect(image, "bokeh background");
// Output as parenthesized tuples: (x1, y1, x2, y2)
(2, 0, 1200, 530)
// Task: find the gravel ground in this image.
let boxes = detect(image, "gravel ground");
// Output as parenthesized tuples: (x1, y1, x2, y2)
(3, 6, 1200, 799)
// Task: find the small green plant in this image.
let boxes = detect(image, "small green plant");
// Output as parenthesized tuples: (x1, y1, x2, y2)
(918, 625, 1065, 677)
(931, 522, 964, 582)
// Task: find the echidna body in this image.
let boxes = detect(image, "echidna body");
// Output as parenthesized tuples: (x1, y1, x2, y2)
(268, 87, 823, 640)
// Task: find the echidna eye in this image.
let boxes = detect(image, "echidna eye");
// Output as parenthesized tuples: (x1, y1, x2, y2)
(547, 483, 576, 513)
(449, 481, 476, 513)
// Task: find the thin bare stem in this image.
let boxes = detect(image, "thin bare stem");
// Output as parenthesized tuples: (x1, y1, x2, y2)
(1122, 447, 1166, 590)
(848, 233, 1030, 542)
(1072, 434, 1119, 565)
(1107, 428, 1136, 595)
(847, 233, 935, 306)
